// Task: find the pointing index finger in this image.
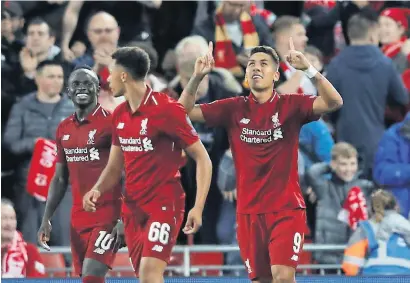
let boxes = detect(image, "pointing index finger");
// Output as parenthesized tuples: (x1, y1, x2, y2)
(289, 37, 295, 51)
(208, 41, 213, 54)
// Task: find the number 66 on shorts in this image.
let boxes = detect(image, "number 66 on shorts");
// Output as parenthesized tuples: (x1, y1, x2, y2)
(122, 210, 185, 274)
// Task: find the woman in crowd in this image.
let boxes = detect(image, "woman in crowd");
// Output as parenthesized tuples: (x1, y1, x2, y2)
(342, 189, 410, 275)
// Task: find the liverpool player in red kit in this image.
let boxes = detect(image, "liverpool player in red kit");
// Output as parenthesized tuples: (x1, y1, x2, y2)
(37, 66, 124, 283)
(179, 39, 343, 282)
(82, 47, 212, 283)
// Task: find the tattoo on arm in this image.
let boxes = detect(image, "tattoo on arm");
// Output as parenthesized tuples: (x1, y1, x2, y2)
(184, 75, 203, 97)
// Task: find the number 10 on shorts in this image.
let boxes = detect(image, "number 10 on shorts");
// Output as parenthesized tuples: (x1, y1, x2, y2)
(291, 232, 303, 262)
(148, 222, 171, 245)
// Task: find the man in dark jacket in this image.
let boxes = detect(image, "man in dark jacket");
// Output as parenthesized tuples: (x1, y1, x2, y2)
(4, 60, 75, 245)
(326, 13, 409, 178)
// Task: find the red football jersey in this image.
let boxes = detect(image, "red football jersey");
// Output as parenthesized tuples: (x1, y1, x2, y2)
(56, 104, 122, 227)
(112, 87, 199, 213)
(200, 92, 319, 214)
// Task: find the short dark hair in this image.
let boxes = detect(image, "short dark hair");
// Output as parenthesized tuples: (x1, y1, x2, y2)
(250, 46, 280, 66)
(347, 11, 378, 41)
(36, 60, 63, 73)
(128, 41, 158, 72)
(71, 64, 99, 84)
(112, 47, 150, 80)
(27, 17, 54, 37)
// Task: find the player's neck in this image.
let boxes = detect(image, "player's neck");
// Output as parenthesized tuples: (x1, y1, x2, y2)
(76, 100, 98, 121)
(251, 87, 274, 104)
(125, 81, 147, 113)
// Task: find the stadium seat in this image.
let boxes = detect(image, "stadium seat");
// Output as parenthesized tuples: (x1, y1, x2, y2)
(40, 253, 67, 277)
(107, 253, 135, 277)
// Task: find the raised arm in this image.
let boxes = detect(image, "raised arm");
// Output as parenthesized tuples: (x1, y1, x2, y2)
(61, 1, 84, 61)
(178, 75, 206, 122)
(286, 37, 343, 115)
(178, 41, 214, 122)
(83, 145, 124, 212)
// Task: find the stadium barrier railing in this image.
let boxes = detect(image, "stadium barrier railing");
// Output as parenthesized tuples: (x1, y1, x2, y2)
(39, 244, 347, 277)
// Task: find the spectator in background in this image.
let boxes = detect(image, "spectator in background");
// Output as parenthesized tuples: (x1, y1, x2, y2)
(342, 189, 410, 275)
(1, 1, 25, 70)
(304, 45, 324, 73)
(192, 0, 274, 90)
(170, 35, 241, 244)
(61, 1, 159, 61)
(2, 1, 25, 43)
(379, 7, 410, 126)
(72, 11, 121, 111)
(373, 112, 410, 219)
(303, 0, 342, 61)
(307, 142, 374, 268)
(3, 60, 74, 245)
(326, 13, 409, 179)
(12, 17, 71, 97)
(271, 16, 316, 95)
(1, 199, 45, 278)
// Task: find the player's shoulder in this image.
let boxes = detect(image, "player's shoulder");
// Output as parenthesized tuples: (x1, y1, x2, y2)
(112, 101, 129, 118)
(152, 91, 185, 112)
(57, 114, 75, 133)
(152, 91, 178, 105)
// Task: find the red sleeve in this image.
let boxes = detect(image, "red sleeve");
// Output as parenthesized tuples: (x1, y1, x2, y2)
(55, 124, 65, 163)
(162, 103, 200, 149)
(199, 97, 238, 127)
(25, 244, 46, 278)
(292, 94, 320, 125)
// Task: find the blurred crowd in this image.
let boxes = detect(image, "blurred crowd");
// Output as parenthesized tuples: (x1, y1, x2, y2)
(1, 0, 410, 277)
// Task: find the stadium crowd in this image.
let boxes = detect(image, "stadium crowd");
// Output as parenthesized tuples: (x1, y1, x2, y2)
(1, 0, 410, 278)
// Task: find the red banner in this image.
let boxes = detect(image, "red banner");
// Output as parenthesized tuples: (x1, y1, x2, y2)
(26, 139, 57, 202)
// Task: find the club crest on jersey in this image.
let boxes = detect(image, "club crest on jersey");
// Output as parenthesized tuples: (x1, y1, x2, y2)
(140, 118, 148, 135)
(87, 129, 97, 144)
(271, 112, 281, 128)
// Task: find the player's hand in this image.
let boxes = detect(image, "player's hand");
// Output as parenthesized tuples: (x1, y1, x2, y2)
(193, 42, 215, 78)
(110, 220, 126, 252)
(83, 189, 101, 212)
(286, 37, 310, 71)
(37, 220, 52, 251)
(19, 47, 38, 74)
(183, 206, 203, 234)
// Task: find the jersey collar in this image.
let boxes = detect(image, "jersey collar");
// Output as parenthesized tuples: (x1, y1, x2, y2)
(72, 103, 105, 125)
(126, 85, 154, 115)
(248, 90, 278, 105)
